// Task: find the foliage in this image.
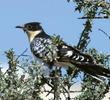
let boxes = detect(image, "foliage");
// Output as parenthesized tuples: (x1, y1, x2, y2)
(0, 49, 44, 100)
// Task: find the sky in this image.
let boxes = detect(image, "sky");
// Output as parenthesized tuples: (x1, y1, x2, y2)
(0, 0, 110, 65)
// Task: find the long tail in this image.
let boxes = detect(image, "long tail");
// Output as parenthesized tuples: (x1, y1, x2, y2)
(58, 43, 110, 80)
(72, 62, 110, 79)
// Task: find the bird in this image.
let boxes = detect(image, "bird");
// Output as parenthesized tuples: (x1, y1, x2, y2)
(16, 22, 110, 80)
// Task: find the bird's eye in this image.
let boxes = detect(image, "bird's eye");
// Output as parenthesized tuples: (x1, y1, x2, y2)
(27, 25, 32, 30)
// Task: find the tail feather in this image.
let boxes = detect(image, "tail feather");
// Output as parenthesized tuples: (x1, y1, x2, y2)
(72, 62, 110, 78)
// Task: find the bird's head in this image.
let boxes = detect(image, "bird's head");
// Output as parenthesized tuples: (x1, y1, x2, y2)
(16, 22, 43, 42)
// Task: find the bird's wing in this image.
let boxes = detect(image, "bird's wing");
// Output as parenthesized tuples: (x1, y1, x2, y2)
(58, 42, 93, 63)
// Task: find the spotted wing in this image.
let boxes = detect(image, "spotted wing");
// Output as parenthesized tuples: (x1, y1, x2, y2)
(58, 43, 93, 63)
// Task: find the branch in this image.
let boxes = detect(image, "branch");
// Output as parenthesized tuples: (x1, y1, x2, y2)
(77, 19, 92, 51)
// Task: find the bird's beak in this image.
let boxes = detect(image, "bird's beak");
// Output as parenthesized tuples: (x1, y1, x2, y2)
(16, 25, 26, 32)
(16, 25, 24, 29)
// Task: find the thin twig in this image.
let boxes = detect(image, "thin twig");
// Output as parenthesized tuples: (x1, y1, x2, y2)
(46, 89, 53, 97)
(98, 29, 110, 39)
(85, 39, 91, 49)
(44, 90, 82, 93)
(16, 48, 28, 61)
(15, 54, 31, 57)
(78, 16, 108, 19)
(15, 48, 28, 61)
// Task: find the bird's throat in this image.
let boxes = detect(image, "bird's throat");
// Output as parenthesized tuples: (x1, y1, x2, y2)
(26, 30, 42, 42)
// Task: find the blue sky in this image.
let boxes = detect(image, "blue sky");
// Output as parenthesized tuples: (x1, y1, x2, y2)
(0, 0, 110, 65)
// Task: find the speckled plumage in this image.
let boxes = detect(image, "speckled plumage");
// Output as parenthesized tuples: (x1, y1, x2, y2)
(30, 30, 92, 64)
(30, 34, 52, 58)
